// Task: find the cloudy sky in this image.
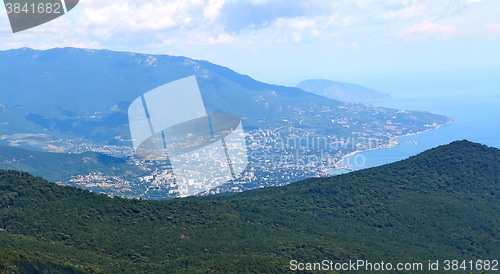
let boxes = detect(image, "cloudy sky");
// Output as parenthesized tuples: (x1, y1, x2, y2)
(1, 0, 499, 87)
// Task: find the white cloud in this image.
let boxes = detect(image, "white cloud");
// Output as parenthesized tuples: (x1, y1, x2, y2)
(249, 15, 342, 44)
(349, 41, 361, 49)
(382, 3, 427, 20)
(274, 17, 316, 30)
(79, 0, 205, 32)
(249, 0, 281, 5)
(391, 20, 463, 40)
(187, 32, 237, 45)
(0, 0, 495, 53)
(485, 23, 500, 37)
(204, 0, 226, 21)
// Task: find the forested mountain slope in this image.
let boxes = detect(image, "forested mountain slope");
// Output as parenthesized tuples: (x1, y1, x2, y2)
(0, 140, 498, 272)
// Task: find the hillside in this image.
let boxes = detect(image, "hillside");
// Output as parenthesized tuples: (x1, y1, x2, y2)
(0, 47, 447, 151)
(0, 47, 453, 197)
(0, 145, 147, 197)
(0, 140, 498, 272)
(297, 79, 391, 103)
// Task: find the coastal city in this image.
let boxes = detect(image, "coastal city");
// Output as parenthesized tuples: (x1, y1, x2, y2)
(0, 99, 449, 199)
(62, 121, 439, 199)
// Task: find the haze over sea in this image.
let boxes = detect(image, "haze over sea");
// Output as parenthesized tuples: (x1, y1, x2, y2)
(339, 71, 500, 171)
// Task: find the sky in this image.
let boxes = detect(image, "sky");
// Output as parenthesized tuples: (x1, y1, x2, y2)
(0, 0, 499, 88)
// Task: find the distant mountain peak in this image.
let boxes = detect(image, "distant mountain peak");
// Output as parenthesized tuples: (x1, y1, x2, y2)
(297, 79, 391, 103)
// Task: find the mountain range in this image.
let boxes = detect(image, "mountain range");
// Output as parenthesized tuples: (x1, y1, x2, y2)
(297, 79, 392, 103)
(0, 140, 498, 272)
(0, 145, 148, 197)
(0, 47, 447, 149)
(0, 47, 452, 197)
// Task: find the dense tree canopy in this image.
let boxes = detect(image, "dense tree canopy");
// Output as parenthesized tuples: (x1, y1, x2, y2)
(0, 140, 498, 272)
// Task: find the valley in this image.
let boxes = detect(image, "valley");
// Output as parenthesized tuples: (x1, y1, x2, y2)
(0, 48, 451, 198)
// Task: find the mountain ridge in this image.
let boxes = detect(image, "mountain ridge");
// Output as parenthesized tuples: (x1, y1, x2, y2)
(0, 144, 148, 197)
(298, 79, 392, 103)
(0, 47, 452, 198)
(0, 140, 498, 272)
(0, 47, 448, 144)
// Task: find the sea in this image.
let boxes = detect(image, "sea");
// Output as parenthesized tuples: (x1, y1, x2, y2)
(329, 73, 500, 172)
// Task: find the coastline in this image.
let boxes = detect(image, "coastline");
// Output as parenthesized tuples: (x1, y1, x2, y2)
(325, 120, 454, 173)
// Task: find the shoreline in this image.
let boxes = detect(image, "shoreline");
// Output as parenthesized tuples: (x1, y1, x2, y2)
(324, 120, 454, 174)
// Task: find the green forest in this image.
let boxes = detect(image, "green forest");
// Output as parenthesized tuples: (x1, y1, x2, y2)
(0, 140, 498, 273)
(0, 145, 146, 183)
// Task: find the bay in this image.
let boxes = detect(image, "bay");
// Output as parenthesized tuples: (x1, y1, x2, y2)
(341, 88, 500, 170)
(325, 168, 352, 175)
